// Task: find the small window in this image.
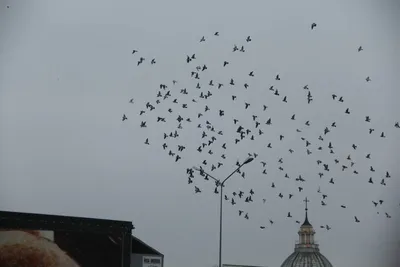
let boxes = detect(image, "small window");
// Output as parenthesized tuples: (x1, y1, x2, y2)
(144, 258, 150, 263)
(151, 259, 161, 264)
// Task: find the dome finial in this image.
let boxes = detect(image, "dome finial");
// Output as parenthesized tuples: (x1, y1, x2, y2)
(302, 197, 311, 226)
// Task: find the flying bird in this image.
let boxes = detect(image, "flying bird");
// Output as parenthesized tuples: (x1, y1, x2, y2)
(311, 23, 317, 30)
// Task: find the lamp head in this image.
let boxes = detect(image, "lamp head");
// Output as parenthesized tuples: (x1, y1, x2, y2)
(243, 157, 254, 164)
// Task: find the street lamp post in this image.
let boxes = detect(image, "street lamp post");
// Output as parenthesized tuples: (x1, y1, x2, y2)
(193, 156, 254, 267)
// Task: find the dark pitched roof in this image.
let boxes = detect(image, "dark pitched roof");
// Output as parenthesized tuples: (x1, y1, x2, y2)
(132, 235, 163, 256)
(0, 210, 133, 234)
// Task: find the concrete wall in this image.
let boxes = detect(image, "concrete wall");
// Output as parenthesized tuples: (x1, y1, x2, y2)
(131, 253, 164, 267)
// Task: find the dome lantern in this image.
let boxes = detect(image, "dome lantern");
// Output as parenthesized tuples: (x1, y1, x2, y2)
(280, 197, 334, 267)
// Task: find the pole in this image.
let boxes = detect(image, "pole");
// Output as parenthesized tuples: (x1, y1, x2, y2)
(192, 157, 254, 267)
(219, 184, 223, 267)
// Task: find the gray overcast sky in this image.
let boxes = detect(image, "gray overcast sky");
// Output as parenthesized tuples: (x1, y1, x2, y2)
(1, 0, 400, 267)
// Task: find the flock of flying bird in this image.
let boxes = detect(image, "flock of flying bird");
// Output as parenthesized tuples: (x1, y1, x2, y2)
(123, 22, 399, 231)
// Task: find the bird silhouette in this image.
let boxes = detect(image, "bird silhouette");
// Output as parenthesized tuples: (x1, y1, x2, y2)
(311, 23, 317, 30)
(370, 166, 375, 172)
(122, 114, 127, 121)
(137, 57, 145, 66)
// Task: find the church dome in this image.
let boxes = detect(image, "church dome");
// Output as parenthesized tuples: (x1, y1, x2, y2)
(280, 198, 334, 267)
(280, 251, 333, 267)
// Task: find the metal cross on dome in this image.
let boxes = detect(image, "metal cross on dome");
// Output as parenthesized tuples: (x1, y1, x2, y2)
(304, 197, 310, 211)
